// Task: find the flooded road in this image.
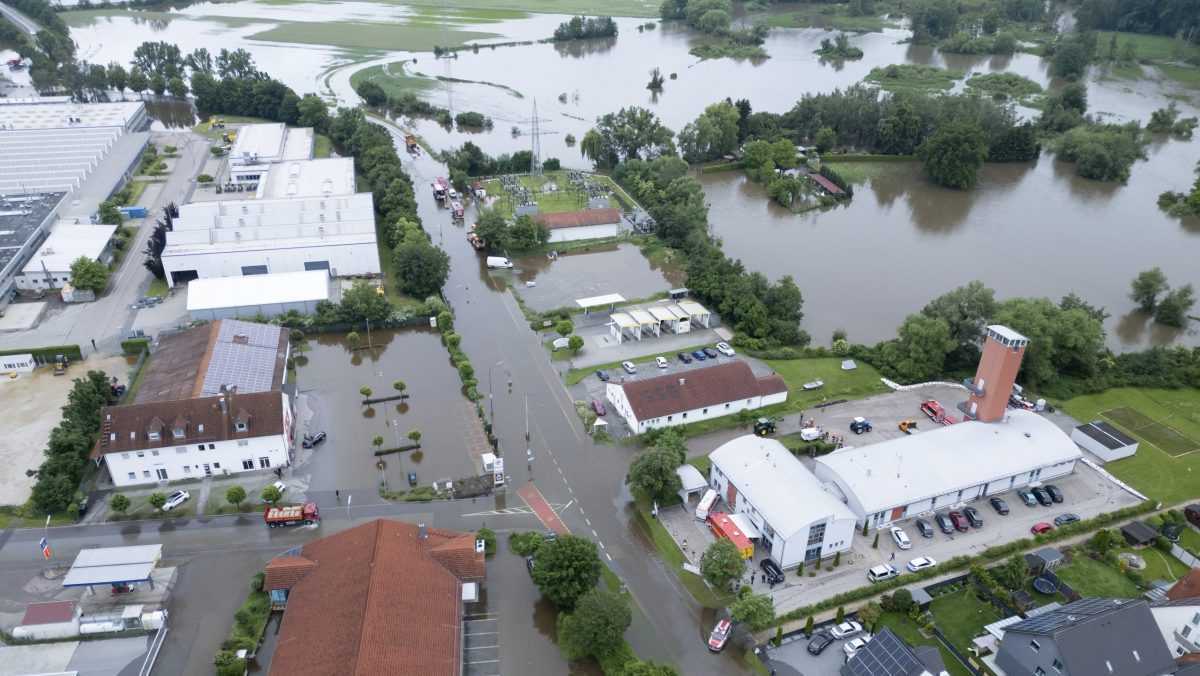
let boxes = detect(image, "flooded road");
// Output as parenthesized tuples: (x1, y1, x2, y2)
(502, 242, 683, 311)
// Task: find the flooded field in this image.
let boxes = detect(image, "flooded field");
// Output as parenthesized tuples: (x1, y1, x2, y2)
(498, 242, 683, 311)
(295, 327, 481, 494)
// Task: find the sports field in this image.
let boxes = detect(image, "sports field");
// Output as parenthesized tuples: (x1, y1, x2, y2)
(1063, 387, 1200, 503)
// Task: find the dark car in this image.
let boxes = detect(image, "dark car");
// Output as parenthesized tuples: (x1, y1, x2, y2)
(78, 494, 90, 515)
(301, 431, 327, 448)
(935, 513, 954, 534)
(1032, 487, 1053, 506)
(948, 511, 970, 532)
(407, 471, 418, 486)
(703, 347, 719, 359)
(1163, 522, 1185, 543)
(759, 558, 785, 585)
(1186, 504, 1200, 529)
(1018, 490, 1038, 507)
(990, 497, 1010, 515)
(677, 352, 693, 364)
(1045, 484, 1064, 503)
(591, 399, 607, 416)
(1054, 513, 1080, 527)
(595, 369, 611, 382)
(807, 631, 835, 656)
(915, 518, 934, 538)
(964, 506, 984, 528)
(849, 417, 873, 434)
(692, 350, 708, 361)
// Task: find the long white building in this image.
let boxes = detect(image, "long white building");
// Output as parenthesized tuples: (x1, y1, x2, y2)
(709, 436, 857, 569)
(227, 123, 313, 185)
(161, 192, 380, 287)
(814, 409, 1082, 530)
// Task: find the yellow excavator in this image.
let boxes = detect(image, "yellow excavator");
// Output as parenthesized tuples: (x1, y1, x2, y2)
(898, 419, 918, 435)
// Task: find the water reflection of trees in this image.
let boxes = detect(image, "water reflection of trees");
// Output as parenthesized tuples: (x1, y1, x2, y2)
(905, 180, 976, 234)
(553, 37, 618, 59)
(1049, 158, 1122, 203)
(145, 99, 197, 128)
(1115, 310, 1151, 345)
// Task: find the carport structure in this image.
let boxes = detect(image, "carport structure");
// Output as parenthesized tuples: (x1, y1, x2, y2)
(666, 304, 692, 333)
(678, 300, 711, 328)
(648, 305, 680, 334)
(576, 293, 625, 316)
(628, 309, 660, 338)
(609, 312, 641, 343)
(62, 544, 162, 592)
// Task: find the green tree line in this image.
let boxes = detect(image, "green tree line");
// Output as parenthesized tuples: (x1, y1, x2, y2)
(31, 371, 115, 513)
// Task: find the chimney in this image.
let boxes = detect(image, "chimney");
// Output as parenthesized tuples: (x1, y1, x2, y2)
(418, 523, 428, 540)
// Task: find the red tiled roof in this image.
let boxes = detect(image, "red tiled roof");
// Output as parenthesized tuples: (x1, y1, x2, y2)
(533, 208, 621, 229)
(91, 390, 283, 458)
(617, 361, 789, 422)
(1168, 569, 1200, 601)
(268, 519, 485, 676)
(263, 556, 316, 591)
(21, 601, 76, 626)
(809, 174, 845, 195)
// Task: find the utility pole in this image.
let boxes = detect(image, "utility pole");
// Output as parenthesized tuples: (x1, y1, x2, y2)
(530, 98, 542, 176)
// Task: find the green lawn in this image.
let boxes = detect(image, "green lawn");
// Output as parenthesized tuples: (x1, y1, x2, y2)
(314, 134, 333, 159)
(1116, 546, 1188, 583)
(1054, 555, 1141, 598)
(1094, 32, 1200, 88)
(823, 161, 912, 185)
(1061, 387, 1200, 504)
(1179, 527, 1200, 556)
(483, 171, 620, 218)
(763, 356, 889, 412)
(930, 590, 1003, 654)
(865, 64, 964, 93)
(877, 613, 970, 676)
(351, 61, 438, 99)
(0, 507, 76, 529)
(248, 20, 496, 51)
(687, 455, 711, 479)
(145, 278, 168, 298)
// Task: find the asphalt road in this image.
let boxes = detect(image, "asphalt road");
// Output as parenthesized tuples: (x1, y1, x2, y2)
(0, 1, 40, 35)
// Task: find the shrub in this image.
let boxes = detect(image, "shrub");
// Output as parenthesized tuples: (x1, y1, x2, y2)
(121, 337, 150, 355)
(510, 531, 545, 556)
(477, 527, 497, 556)
(197, 174, 213, 183)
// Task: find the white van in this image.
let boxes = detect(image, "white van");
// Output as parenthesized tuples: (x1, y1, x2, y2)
(695, 489, 718, 521)
(486, 256, 513, 269)
(867, 564, 899, 583)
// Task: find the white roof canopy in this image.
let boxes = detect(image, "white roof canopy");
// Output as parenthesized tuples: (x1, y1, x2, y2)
(610, 312, 638, 329)
(676, 464, 707, 494)
(678, 300, 710, 317)
(63, 545, 162, 587)
(648, 306, 676, 321)
(577, 293, 625, 309)
(628, 309, 657, 326)
(729, 513, 761, 539)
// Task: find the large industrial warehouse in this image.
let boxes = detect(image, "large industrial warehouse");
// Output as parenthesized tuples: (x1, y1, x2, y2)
(709, 436, 857, 568)
(161, 193, 380, 287)
(814, 408, 1083, 529)
(185, 270, 331, 320)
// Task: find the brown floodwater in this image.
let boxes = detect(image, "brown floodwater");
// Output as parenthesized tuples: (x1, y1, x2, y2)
(66, 5, 1200, 348)
(499, 242, 684, 311)
(295, 327, 481, 493)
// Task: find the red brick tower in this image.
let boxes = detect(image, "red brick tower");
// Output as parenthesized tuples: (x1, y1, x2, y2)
(963, 325, 1028, 423)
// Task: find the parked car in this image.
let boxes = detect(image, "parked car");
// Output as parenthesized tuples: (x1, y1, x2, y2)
(702, 347, 719, 359)
(621, 361, 637, 374)
(1031, 522, 1054, 535)
(707, 618, 733, 652)
(591, 399, 606, 416)
(906, 556, 937, 573)
(935, 513, 954, 534)
(163, 490, 190, 511)
(829, 620, 862, 639)
(1163, 522, 1185, 543)
(843, 636, 872, 659)
(850, 417, 873, 434)
(1045, 484, 1064, 503)
(691, 350, 707, 361)
(715, 342, 735, 357)
(408, 471, 418, 486)
(595, 369, 611, 382)
(807, 631, 835, 655)
(302, 431, 327, 448)
(868, 564, 899, 583)
(759, 558, 785, 585)
(1018, 490, 1038, 507)
(948, 511, 969, 532)
(1186, 504, 1200, 529)
(990, 497, 1010, 515)
(271, 481, 287, 495)
(655, 356, 668, 369)
(890, 526, 912, 550)
(963, 506, 983, 528)
(1053, 513, 1080, 527)
(677, 352, 693, 364)
(915, 518, 934, 538)
(1032, 487, 1053, 506)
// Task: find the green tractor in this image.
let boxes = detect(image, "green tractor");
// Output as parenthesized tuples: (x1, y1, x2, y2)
(753, 417, 778, 436)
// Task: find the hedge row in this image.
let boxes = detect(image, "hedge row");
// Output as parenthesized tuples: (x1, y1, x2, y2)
(0, 344, 82, 362)
(773, 500, 1158, 627)
(120, 338, 150, 355)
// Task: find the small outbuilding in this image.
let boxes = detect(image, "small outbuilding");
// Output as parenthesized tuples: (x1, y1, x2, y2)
(12, 601, 80, 640)
(1025, 547, 1064, 576)
(534, 207, 621, 243)
(675, 464, 708, 505)
(1072, 420, 1139, 461)
(1122, 520, 1160, 547)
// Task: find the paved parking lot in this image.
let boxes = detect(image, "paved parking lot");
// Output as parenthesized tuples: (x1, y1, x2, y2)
(762, 624, 848, 676)
(463, 612, 500, 676)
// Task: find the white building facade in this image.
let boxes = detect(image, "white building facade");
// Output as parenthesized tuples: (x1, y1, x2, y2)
(1150, 601, 1200, 658)
(104, 425, 290, 487)
(605, 361, 788, 433)
(709, 436, 857, 568)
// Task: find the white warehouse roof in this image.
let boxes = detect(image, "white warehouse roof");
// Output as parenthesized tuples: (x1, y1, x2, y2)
(259, 158, 356, 199)
(230, 123, 286, 163)
(0, 100, 144, 131)
(22, 224, 116, 274)
(815, 409, 1082, 516)
(710, 436, 856, 540)
(186, 270, 330, 312)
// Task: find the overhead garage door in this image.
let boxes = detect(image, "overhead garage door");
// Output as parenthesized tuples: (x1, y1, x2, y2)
(241, 265, 268, 275)
(304, 261, 330, 271)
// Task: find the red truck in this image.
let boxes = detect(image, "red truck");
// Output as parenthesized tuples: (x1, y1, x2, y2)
(264, 502, 319, 528)
(920, 400, 957, 425)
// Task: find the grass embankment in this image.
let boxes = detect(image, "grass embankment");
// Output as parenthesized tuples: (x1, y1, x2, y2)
(865, 64, 964, 93)
(756, 3, 901, 32)
(314, 134, 333, 158)
(350, 61, 438, 99)
(0, 507, 76, 529)
(145, 278, 168, 298)
(248, 20, 496, 51)
(634, 497, 735, 608)
(1060, 387, 1200, 504)
(1095, 31, 1200, 88)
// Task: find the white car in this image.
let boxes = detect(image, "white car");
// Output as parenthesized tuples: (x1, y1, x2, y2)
(655, 356, 668, 369)
(843, 636, 872, 659)
(621, 361, 637, 374)
(162, 490, 190, 511)
(271, 481, 287, 494)
(829, 620, 862, 639)
(715, 342, 735, 357)
(890, 526, 912, 550)
(906, 556, 938, 573)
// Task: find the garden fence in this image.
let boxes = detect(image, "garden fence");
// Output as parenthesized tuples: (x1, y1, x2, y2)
(1172, 543, 1200, 568)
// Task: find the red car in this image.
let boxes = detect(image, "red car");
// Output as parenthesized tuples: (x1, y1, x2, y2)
(591, 399, 606, 416)
(1031, 522, 1054, 535)
(708, 618, 732, 652)
(948, 511, 970, 532)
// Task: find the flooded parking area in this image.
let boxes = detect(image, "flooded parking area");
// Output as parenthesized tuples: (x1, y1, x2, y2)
(294, 327, 481, 496)
(502, 242, 682, 312)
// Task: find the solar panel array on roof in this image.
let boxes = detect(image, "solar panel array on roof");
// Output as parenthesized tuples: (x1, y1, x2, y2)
(200, 320, 285, 395)
(842, 628, 923, 676)
(1006, 597, 1132, 636)
(1094, 421, 1137, 446)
